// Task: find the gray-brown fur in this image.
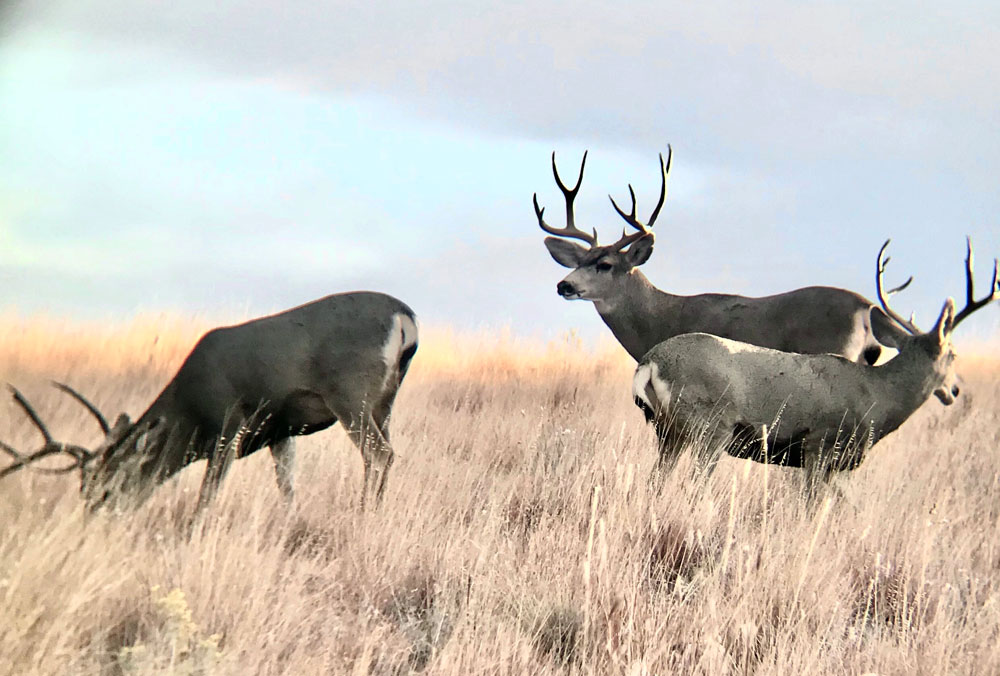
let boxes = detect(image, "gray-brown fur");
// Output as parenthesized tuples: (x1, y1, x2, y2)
(552, 251, 884, 363)
(537, 149, 906, 364)
(632, 302, 957, 486)
(632, 238, 998, 489)
(4, 291, 418, 511)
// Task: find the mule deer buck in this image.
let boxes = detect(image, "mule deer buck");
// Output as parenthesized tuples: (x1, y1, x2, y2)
(1, 291, 418, 511)
(534, 147, 909, 364)
(632, 238, 998, 488)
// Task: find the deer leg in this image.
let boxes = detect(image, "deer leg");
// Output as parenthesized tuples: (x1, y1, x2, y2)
(362, 418, 394, 508)
(270, 437, 296, 503)
(374, 386, 400, 441)
(650, 415, 684, 480)
(333, 407, 395, 509)
(692, 443, 725, 480)
(371, 398, 399, 497)
(196, 443, 237, 511)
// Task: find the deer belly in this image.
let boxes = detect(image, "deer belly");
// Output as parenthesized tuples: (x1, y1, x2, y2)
(729, 422, 809, 467)
(278, 390, 338, 435)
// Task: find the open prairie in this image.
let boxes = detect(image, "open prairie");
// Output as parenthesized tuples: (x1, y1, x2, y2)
(1, 314, 999, 675)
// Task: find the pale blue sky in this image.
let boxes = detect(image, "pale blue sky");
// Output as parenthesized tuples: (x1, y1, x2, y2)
(2, 1, 999, 344)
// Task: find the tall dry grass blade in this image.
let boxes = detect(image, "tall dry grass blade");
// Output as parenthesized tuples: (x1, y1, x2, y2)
(794, 496, 832, 612)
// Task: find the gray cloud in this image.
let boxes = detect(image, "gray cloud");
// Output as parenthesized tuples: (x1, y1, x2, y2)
(9, 1, 998, 160)
(3, 0, 999, 341)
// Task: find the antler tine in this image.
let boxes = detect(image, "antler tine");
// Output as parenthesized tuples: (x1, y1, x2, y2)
(964, 236, 975, 308)
(0, 439, 22, 460)
(609, 184, 642, 229)
(1, 386, 96, 480)
(534, 151, 598, 246)
(552, 150, 587, 197)
(609, 184, 653, 252)
(953, 236, 1000, 328)
(52, 381, 110, 435)
(0, 446, 90, 479)
(885, 273, 914, 297)
(8, 385, 53, 444)
(646, 144, 672, 228)
(608, 148, 673, 252)
(875, 239, 920, 335)
(1, 448, 52, 479)
(30, 444, 93, 475)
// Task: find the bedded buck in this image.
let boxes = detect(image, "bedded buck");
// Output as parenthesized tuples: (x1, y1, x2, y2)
(1, 291, 418, 511)
(632, 238, 998, 487)
(534, 147, 908, 364)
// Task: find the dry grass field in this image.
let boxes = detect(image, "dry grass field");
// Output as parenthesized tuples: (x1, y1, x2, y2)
(1, 312, 999, 675)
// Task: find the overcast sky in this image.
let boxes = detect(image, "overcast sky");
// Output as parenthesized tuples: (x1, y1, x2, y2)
(2, 0, 999, 345)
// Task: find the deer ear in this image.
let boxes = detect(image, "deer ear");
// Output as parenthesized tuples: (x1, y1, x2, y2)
(624, 233, 654, 268)
(106, 414, 132, 442)
(543, 237, 588, 268)
(933, 297, 956, 343)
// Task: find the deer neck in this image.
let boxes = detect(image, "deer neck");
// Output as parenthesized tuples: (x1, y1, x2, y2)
(593, 270, 682, 361)
(125, 385, 191, 482)
(873, 346, 941, 432)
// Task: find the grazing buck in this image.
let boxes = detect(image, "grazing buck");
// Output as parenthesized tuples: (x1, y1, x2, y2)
(632, 238, 998, 487)
(1, 291, 418, 511)
(534, 147, 908, 364)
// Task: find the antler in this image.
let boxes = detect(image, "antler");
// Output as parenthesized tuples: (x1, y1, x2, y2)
(608, 146, 671, 251)
(875, 239, 920, 335)
(52, 381, 110, 434)
(533, 151, 598, 247)
(1, 385, 98, 479)
(952, 236, 1000, 328)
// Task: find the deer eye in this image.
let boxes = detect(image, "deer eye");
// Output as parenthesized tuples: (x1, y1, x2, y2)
(595, 262, 613, 272)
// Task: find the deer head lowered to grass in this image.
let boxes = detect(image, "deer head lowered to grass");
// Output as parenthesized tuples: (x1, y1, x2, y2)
(534, 147, 911, 364)
(631, 238, 998, 491)
(1, 291, 418, 511)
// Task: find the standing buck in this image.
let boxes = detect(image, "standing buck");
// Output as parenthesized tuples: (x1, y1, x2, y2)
(632, 239, 998, 486)
(1, 291, 418, 511)
(534, 147, 908, 364)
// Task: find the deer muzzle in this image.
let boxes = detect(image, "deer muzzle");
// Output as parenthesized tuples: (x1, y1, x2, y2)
(557, 280, 580, 299)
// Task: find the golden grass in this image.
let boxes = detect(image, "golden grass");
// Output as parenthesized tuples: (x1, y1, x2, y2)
(1, 314, 999, 675)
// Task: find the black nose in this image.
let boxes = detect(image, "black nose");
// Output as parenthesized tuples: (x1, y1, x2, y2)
(557, 281, 576, 297)
(952, 385, 960, 397)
